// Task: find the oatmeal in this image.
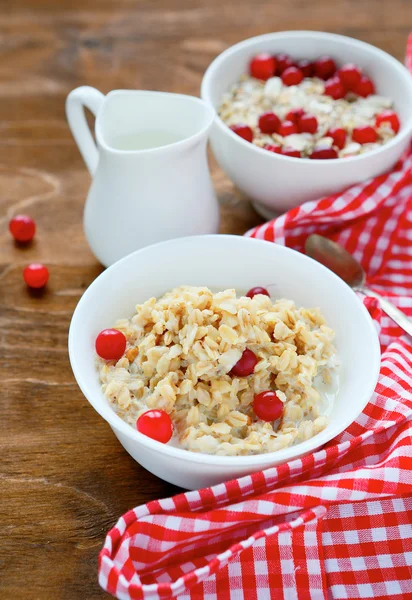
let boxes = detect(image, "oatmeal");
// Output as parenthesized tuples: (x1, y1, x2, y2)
(97, 286, 338, 456)
(218, 52, 400, 159)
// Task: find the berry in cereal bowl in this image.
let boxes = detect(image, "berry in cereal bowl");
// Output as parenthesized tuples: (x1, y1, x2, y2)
(219, 50, 398, 159)
(201, 31, 412, 215)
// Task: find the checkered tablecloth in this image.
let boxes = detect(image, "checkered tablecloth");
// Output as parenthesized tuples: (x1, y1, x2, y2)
(98, 47, 412, 600)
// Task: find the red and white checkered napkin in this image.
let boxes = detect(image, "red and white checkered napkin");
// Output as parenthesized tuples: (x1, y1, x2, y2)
(99, 146, 412, 599)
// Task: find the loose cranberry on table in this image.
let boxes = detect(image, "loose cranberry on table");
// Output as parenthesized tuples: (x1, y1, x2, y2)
(337, 63, 362, 90)
(9, 214, 36, 243)
(296, 59, 313, 77)
(137, 410, 173, 444)
(352, 125, 378, 144)
(246, 286, 270, 298)
(249, 53, 276, 80)
(230, 124, 253, 142)
(253, 390, 284, 422)
(231, 348, 258, 377)
(282, 147, 301, 158)
(281, 66, 304, 86)
(275, 53, 294, 75)
(353, 76, 375, 97)
(258, 111, 281, 134)
(324, 76, 346, 100)
(23, 263, 49, 289)
(310, 146, 339, 159)
(285, 108, 305, 124)
(327, 127, 347, 150)
(95, 328, 127, 360)
(375, 110, 400, 134)
(298, 113, 318, 134)
(264, 144, 282, 154)
(313, 55, 337, 80)
(278, 120, 298, 137)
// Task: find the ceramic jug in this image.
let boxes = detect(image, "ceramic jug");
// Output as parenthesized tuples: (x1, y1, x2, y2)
(66, 87, 219, 266)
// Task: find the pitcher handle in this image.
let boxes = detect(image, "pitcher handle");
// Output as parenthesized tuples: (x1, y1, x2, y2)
(66, 86, 105, 175)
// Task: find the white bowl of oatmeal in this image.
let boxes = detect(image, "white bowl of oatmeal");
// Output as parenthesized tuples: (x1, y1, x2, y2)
(69, 235, 380, 489)
(201, 31, 412, 217)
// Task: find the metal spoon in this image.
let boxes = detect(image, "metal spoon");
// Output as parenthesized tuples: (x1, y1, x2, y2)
(305, 234, 412, 337)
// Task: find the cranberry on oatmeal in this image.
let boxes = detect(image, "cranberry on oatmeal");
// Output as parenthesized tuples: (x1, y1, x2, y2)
(97, 286, 338, 456)
(218, 51, 400, 159)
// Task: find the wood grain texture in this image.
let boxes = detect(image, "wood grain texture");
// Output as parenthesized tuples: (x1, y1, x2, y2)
(1, 1, 411, 597)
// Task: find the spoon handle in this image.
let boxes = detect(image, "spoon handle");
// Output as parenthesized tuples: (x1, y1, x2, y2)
(360, 286, 412, 337)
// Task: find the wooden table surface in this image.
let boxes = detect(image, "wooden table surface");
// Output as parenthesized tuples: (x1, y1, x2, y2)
(1, 1, 411, 597)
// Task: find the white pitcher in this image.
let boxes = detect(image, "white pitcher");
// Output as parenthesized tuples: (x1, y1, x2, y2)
(66, 87, 219, 266)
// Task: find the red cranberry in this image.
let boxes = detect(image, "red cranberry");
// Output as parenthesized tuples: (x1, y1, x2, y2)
(352, 126, 378, 144)
(313, 56, 337, 80)
(296, 59, 313, 77)
(281, 66, 304, 86)
(246, 286, 270, 298)
(258, 111, 281, 134)
(375, 110, 400, 134)
(282, 147, 301, 158)
(230, 124, 253, 143)
(137, 410, 173, 443)
(250, 53, 276, 80)
(231, 348, 258, 377)
(310, 146, 339, 159)
(298, 113, 318, 134)
(278, 120, 298, 137)
(253, 390, 284, 422)
(275, 53, 294, 75)
(264, 144, 282, 154)
(285, 108, 305, 123)
(327, 127, 347, 150)
(324, 76, 346, 100)
(338, 64, 362, 90)
(353, 76, 375, 98)
(9, 214, 36, 243)
(23, 263, 49, 289)
(95, 328, 127, 360)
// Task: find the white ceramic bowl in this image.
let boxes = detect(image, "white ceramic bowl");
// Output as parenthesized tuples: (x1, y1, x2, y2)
(69, 235, 380, 490)
(201, 31, 412, 217)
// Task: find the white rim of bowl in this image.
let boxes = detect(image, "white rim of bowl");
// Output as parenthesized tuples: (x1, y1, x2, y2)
(68, 234, 382, 467)
(200, 30, 412, 164)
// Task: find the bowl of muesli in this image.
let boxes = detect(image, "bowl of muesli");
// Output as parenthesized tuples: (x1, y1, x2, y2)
(69, 235, 380, 489)
(201, 31, 412, 217)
